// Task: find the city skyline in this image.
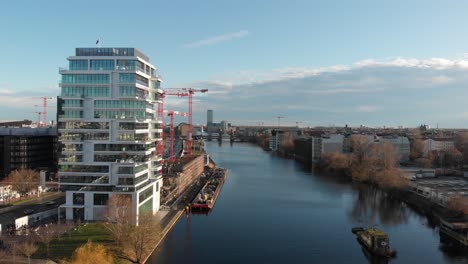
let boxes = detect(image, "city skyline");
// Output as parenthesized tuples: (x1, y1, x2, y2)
(2, 1, 468, 127)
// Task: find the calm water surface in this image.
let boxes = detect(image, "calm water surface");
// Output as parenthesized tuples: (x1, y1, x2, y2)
(149, 142, 468, 264)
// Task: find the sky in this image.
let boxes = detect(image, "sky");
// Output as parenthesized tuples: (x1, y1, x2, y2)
(2, 0, 468, 127)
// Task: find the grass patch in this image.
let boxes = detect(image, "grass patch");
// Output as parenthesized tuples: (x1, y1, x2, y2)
(10, 193, 58, 205)
(33, 223, 115, 262)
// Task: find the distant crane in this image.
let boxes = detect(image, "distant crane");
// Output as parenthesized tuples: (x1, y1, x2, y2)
(163, 88, 208, 156)
(167, 111, 188, 162)
(32, 97, 53, 127)
(35, 112, 42, 127)
(276, 116, 284, 129)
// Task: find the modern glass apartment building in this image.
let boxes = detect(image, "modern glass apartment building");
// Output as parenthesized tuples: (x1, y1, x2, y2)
(58, 48, 163, 222)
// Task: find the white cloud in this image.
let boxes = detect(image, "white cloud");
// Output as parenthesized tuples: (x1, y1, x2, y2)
(183, 30, 250, 48)
(175, 56, 468, 127)
(430, 75, 454, 85)
(356, 105, 379, 113)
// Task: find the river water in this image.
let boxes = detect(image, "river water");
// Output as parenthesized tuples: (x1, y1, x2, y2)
(149, 142, 468, 264)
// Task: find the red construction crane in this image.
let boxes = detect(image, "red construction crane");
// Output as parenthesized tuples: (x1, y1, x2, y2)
(166, 111, 187, 162)
(163, 88, 208, 156)
(32, 97, 53, 127)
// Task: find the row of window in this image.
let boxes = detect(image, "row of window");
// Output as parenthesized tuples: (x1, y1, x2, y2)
(94, 143, 154, 152)
(94, 110, 146, 120)
(61, 86, 109, 97)
(61, 143, 83, 152)
(94, 154, 150, 163)
(60, 110, 83, 119)
(61, 175, 109, 184)
(118, 133, 147, 141)
(59, 154, 83, 163)
(117, 172, 149, 186)
(60, 132, 109, 141)
(72, 193, 108, 206)
(94, 100, 146, 109)
(59, 121, 109, 130)
(62, 74, 109, 84)
(62, 100, 83, 108)
(117, 164, 148, 174)
(119, 122, 149, 130)
(91, 60, 114, 70)
(59, 165, 109, 173)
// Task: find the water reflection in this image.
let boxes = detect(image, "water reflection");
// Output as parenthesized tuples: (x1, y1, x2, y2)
(349, 184, 409, 226)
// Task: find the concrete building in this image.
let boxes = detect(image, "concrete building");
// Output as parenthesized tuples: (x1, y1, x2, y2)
(423, 138, 455, 155)
(0, 127, 58, 178)
(311, 134, 344, 161)
(269, 130, 283, 151)
(58, 47, 163, 222)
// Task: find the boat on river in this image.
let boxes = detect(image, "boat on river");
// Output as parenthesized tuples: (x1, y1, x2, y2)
(191, 167, 228, 211)
(352, 227, 397, 258)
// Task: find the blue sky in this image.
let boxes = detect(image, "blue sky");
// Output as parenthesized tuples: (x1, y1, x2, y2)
(2, 0, 468, 127)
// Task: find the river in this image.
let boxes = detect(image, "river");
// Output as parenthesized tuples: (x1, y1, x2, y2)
(148, 142, 468, 264)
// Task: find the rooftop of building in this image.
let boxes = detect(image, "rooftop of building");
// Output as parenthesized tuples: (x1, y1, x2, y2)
(0, 126, 57, 136)
(74, 47, 150, 62)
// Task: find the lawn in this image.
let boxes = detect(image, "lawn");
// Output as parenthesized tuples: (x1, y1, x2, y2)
(33, 223, 116, 262)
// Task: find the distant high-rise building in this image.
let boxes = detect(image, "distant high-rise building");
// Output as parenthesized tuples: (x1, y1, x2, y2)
(207, 110, 213, 125)
(58, 47, 164, 222)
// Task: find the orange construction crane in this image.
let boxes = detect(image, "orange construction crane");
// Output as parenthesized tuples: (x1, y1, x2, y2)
(162, 88, 208, 156)
(166, 111, 188, 162)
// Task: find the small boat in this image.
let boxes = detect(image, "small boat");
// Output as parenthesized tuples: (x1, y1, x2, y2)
(191, 168, 228, 211)
(352, 227, 397, 258)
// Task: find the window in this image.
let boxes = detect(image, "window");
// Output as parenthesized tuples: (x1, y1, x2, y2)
(69, 60, 88, 70)
(90, 60, 115, 70)
(94, 193, 109, 205)
(73, 193, 84, 205)
(62, 74, 109, 84)
(119, 73, 135, 83)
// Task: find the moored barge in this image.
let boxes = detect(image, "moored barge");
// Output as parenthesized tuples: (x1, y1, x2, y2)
(191, 167, 228, 212)
(352, 227, 397, 258)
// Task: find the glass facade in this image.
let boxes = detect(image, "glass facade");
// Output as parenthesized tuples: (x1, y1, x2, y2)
(62, 74, 109, 84)
(62, 100, 83, 108)
(58, 121, 109, 130)
(61, 86, 109, 97)
(95, 100, 145, 109)
(94, 110, 146, 120)
(90, 60, 115, 70)
(69, 60, 88, 70)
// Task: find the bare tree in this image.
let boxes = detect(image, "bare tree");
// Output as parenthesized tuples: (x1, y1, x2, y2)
(2, 169, 39, 197)
(17, 241, 38, 264)
(322, 152, 351, 172)
(104, 195, 161, 263)
(34, 223, 58, 257)
(279, 132, 295, 154)
(447, 195, 468, 214)
(125, 212, 160, 264)
(410, 135, 425, 161)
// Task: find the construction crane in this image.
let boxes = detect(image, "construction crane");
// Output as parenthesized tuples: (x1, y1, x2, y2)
(167, 111, 187, 162)
(32, 97, 53, 127)
(35, 112, 42, 127)
(163, 88, 208, 156)
(276, 116, 285, 129)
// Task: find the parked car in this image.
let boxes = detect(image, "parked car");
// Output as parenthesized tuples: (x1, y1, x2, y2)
(23, 209, 35, 215)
